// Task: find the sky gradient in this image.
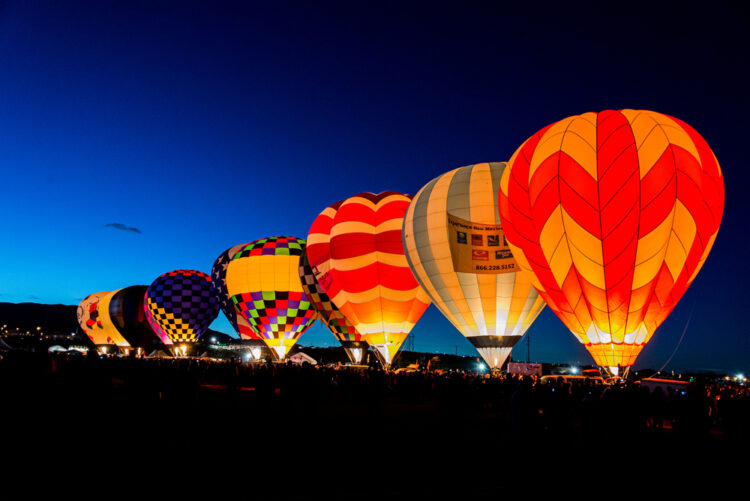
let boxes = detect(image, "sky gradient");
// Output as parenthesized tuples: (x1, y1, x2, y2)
(1, 1, 748, 372)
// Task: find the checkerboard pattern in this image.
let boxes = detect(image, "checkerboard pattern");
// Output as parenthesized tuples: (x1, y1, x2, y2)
(234, 236, 304, 258)
(145, 269, 219, 343)
(211, 247, 239, 327)
(143, 290, 173, 345)
(299, 250, 361, 342)
(232, 290, 315, 340)
(211, 245, 261, 340)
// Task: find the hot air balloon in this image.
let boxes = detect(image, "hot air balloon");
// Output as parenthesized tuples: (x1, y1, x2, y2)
(403, 162, 546, 370)
(212, 244, 267, 360)
(77, 291, 130, 349)
(144, 269, 219, 350)
(306, 192, 431, 367)
(110, 285, 173, 349)
(299, 248, 366, 364)
(224, 236, 316, 360)
(498, 109, 724, 376)
(77, 286, 171, 353)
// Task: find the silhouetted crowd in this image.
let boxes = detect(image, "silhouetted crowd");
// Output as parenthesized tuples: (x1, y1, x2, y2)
(1, 350, 746, 447)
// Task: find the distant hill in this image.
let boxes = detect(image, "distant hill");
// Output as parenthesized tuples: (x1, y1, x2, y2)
(0, 302, 79, 334)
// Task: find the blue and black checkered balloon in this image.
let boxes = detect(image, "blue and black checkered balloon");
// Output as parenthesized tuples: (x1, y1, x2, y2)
(145, 269, 220, 343)
(211, 245, 260, 340)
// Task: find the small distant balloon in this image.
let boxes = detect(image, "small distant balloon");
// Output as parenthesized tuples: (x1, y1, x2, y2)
(77, 285, 170, 350)
(144, 269, 219, 344)
(77, 291, 130, 347)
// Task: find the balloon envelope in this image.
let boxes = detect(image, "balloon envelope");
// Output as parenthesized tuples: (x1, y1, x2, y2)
(144, 269, 219, 344)
(307, 192, 431, 367)
(211, 244, 263, 342)
(299, 247, 366, 364)
(403, 162, 546, 369)
(77, 291, 130, 347)
(498, 109, 724, 371)
(225, 236, 316, 360)
(110, 285, 173, 348)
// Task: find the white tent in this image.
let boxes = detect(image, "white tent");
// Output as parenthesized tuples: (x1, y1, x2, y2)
(288, 352, 317, 365)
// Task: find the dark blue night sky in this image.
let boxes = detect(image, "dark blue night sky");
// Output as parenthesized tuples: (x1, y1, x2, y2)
(1, 1, 748, 372)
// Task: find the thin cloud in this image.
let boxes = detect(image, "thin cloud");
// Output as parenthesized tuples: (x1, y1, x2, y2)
(105, 222, 142, 234)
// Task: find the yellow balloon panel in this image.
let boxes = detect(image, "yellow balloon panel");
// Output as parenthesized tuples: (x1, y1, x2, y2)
(225, 237, 316, 359)
(76, 290, 131, 347)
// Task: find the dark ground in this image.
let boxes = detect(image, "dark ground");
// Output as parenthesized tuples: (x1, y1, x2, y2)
(1, 351, 745, 498)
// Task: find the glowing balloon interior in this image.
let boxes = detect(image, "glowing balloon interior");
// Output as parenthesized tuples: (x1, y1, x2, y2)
(226, 236, 317, 360)
(212, 244, 263, 342)
(403, 162, 546, 369)
(299, 248, 366, 364)
(498, 109, 724, 371)
(307, 192, 431, 367)
(77, 291, 130, 347)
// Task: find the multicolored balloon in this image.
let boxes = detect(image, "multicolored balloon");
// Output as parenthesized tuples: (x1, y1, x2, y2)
(77, 286, 171, 350)
(307, 192, 431, 367)
(299, 248, 366, 364)
(211, 244, 269, 359)
(77, 291, 130, 347)
(144, 269, 219, 344)
(403, 162, 546, 369)
(111, 285, 173, 348)
(498, 109, 724, 374)
(224, 236, 316, 360)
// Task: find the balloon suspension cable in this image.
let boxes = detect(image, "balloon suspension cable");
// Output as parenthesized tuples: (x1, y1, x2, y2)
(657, 299, 696, 375)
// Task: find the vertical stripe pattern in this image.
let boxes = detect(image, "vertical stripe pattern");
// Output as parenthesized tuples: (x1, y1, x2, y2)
(403, 162, 546, 369)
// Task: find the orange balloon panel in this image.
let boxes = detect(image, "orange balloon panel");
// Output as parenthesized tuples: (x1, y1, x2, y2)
(307, 192, 431, 365)
(498, 110, 724, 368)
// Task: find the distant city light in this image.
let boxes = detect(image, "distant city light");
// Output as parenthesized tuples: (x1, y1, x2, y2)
(570, 367, 579, 374)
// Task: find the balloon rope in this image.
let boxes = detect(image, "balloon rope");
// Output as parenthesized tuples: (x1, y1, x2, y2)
(657, 299, 696, 374)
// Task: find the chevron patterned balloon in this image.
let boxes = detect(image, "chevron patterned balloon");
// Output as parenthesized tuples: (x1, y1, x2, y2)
(498, 109, 724, 373)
